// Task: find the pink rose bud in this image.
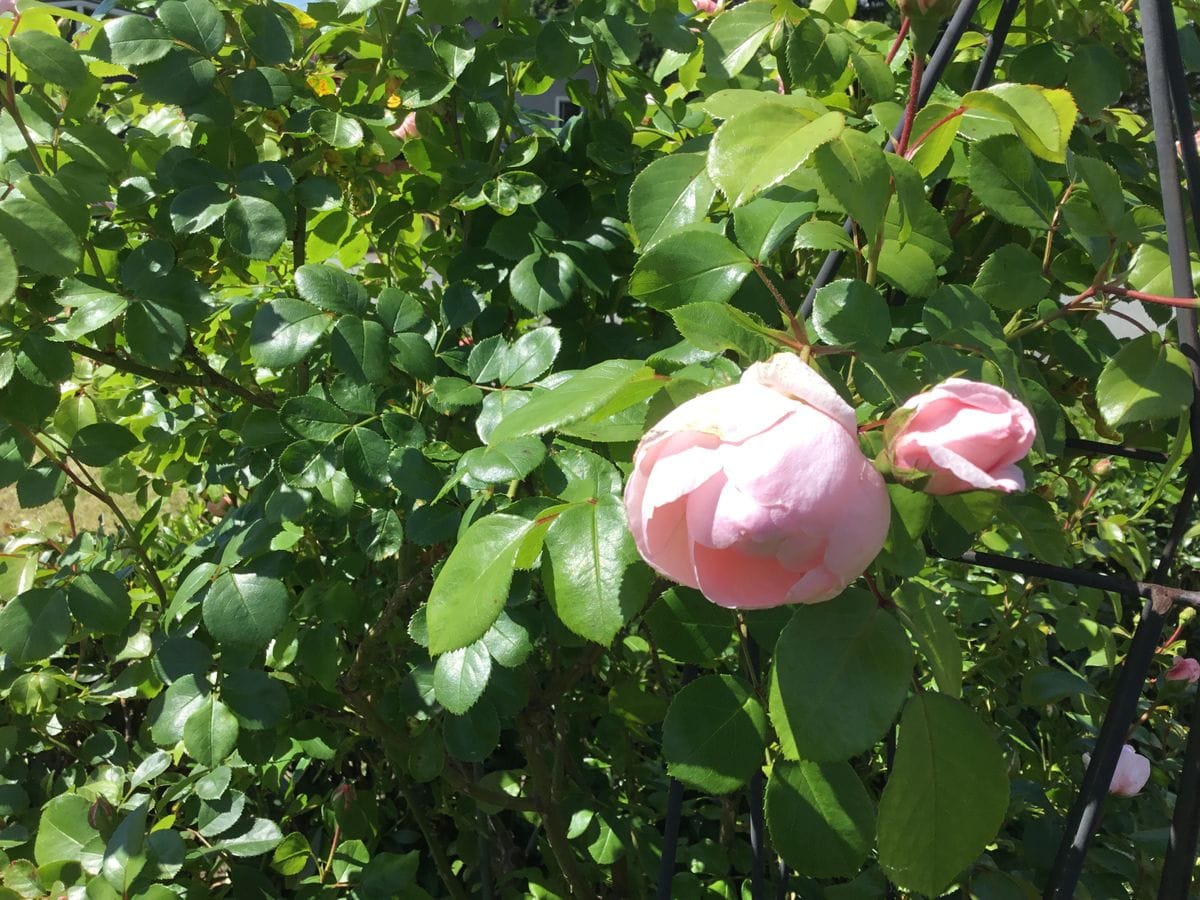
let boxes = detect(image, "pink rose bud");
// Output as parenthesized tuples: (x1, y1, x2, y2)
(332, 782, 356, 814)
(1084, 745, 1151, 798)
(623, 353, 890, 608)
(692, 0, 722, 13)
(88, 796, 116, 832)
(1166, 656, 1200, 684)
(391, 112, 419, 142)
(885, 378, 1036, 495)
(0, 0, 17, 17)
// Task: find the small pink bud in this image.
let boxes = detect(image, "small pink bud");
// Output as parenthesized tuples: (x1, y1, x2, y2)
(1091, 458, 1112, 477)
(624, 353, 890, 609)
(0, 0, 17, 17)
(692, 0, 722, 13)
(1083, 745, 1151, 797)
(1166, 656, 1200, 684)
(885, 379, 1037, 495)
(391, 112, 419, 142)
(88, 796, 116, 832)
(331, 782, 356, 814)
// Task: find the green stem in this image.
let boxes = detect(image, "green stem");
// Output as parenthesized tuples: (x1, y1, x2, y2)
(520, 720, 591, 897)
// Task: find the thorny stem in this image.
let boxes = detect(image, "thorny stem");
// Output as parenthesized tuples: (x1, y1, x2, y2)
(1103, 283, 1200, 309)
(895, 52, 925, 157)
(11, 423, 167, 604)
(886, 18, 910, 65)
(520, 720, 592, 897)
(751, 261, 809, 351)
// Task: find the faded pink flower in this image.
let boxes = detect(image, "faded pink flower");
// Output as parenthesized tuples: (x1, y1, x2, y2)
(0, 0, 17, 17)
(886, 379, 1036, 495)
(1084, 745, 1151, 798)
(391, 111, 419, 142)
(692, 0, 722, 13)
(1166, 656, 1200, 684)
(623, 353, 890, 609)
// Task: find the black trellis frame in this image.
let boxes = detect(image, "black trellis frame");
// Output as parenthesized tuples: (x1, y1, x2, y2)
(653, 0, 1200, 897)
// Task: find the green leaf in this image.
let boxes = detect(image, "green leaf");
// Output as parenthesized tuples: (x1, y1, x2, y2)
(331, 315, 389, 384)
(732, 186, 818, 260)
(1096, 334, 1193, 429)
(1020, 665, 1097, 705)
(70, 423, 139, 466)
(426, 513, 534, 655)
(662, 674, 767, 793)
(769, 589, 913, 761)
(813, 129, 892, 240)
(629, 229, 752, 311)
(343, 426, 391, 491)
(0, 233, 16, 305)
(486, 359, 646, 444)
(907, 102, 962, 177)
(311, 110, 364, 149)
(0, 588, 70, 664)
(99, 16, 173, 65)
(1067, 44, 1124, 117)
(125, 301, 187, 368)
(542, 495, 649, 645)
(295, 264, 368, 315)
(877, 694, 1009, 896)
(272, 832, 314, 877)
(280, 395, 353, 441)
(766, 759, 875, 878)
(35, 794, 99, 866)
(967, 135, 1054, 230)
(963, 84, 1077, 163)
(500, 326, 560, 386)
(433, 641, 492, 715)
(973, 244, 1050, 311)
(629, 153, 716, 249)
(0, 198, 81, 277)
(812, 279, 890, 349)
(895, 584, 961, 698)
(481, 612, 532, 667)
(101, 802, 148, 892)
(461, 437, 547, 483)
(850, 47, 895, 101)
(231, 67, 293, 107)
(170, 184, 231, 235)
(643, 586, 734, 666)
(54, 285, 126, 341)
(216, 818, 283, 857)
(202, 572, 290, 650)
(138, 50, 216, 105)
(709, 108, 843, 208)
(241, 4, 294, 64)
(10, 31, 87, 89)
(786, 15, 850, 93)
(250, 298, 330, 368)
(183, 695, 239, 767)
(67, 571, 132, 635)
(130, 751, 172, 790)
(702, 0, 774, 79)
(391, 332, 438, 381)
(159, 0, 226, 55)
(1126, 241, 1200, 297)
(225, 196, 286, 260)
(150, 674, 210, 745)
(876, 241, 937, 298)
(669, 302, 773, 361)
(509, 252, 578, 314)
(221, 669, 290, 730)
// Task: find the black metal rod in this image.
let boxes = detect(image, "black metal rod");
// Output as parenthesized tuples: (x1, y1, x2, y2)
(1044, 595, 1168, 899)
(1146, 1, 1200, 892)
(1159, 684, 1200, 898)
(947, 549, 1200, 609)
(800, 0, 983, 317)
(774, 861, 789, 900)
(657, 664, 698, 900)
(1063, 438, 1168, 464)
(748, 768, 766, 900)
(656, 778, 685, 900)
(969, 0, 1020, 91)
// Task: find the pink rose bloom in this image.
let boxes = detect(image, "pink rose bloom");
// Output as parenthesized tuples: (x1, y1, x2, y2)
(623, 353, 890, 608)
(692, 0, 722, 13)
(886, 378, 1036, 495)
(391, 112, 419, 142)
(1083, 745, 1151, 798)
(1166, 656, 1200, 684)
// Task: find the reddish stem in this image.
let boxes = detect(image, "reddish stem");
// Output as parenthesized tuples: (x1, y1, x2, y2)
(895, 53, 925, 157)
(886, 18, 910, 65)
(1104, 283, 1200, 309)
(1161, 621, 1186, 652)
